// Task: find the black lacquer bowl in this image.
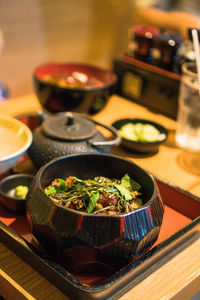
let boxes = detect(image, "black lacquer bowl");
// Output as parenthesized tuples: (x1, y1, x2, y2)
(33, 62, 117, 115)
(0, 174, 34, 213)
(26, 154, 164, 260)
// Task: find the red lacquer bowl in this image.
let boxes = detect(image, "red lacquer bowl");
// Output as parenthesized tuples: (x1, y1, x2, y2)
(33, 62, 117, 115)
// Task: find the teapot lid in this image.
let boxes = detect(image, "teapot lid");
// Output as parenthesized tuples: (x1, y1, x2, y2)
(42, 112, 97, 141)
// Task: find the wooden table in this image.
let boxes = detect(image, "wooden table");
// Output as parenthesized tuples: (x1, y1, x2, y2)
(0, 94, 200, 299)
(1, 93, 200, 197)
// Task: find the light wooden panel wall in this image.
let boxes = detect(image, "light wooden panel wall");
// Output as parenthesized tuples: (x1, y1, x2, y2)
(0, 0, 134, 98)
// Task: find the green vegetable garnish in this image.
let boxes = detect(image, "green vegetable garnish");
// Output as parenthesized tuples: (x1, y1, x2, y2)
(45, 178, 67, 195)
(57, 178, 67, 189)
(114, 183, 132, 201)
(44, 174, 142, 214)
(87, 191, 99, 213)
(45, 186, 57, 195)
(121, 173, 141, 191)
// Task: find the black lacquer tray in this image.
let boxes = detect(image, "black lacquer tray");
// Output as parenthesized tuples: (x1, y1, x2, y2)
(0, 115, 200, 299)
(0, 175, 199, 299)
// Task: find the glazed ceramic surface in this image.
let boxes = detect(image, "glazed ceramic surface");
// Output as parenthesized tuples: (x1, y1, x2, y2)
(33, 62, 117, 115)
(112, 118, 168, 153)
(26, 153, 164, 260)
(0, 114, 32, 175)
(28, 112, 121, 168)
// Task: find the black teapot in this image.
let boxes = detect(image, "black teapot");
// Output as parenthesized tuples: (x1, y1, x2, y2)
(28, 111, 121, 168)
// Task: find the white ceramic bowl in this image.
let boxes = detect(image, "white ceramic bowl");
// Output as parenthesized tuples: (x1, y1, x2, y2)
(0, 114, 33, 175)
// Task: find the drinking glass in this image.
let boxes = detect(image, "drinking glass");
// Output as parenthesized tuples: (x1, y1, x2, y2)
(176, 62, 200, 151)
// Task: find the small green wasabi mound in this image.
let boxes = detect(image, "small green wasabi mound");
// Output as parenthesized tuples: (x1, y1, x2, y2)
(14, 185, 28, 199)
(120, 123, 166, 142)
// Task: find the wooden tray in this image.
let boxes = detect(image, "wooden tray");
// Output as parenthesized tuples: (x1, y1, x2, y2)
(0, 176, 199, 299)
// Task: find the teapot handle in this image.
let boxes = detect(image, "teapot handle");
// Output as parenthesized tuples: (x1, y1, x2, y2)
(89, 120, 121, 147)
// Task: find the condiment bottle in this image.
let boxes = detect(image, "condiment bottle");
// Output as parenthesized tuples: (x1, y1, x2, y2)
(126, 25, 160, 62)
(150, 31, 182, 71)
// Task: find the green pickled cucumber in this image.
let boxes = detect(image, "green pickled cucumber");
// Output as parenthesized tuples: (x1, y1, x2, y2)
(120, 123, 137, 141)
(120, 122, 165, 142)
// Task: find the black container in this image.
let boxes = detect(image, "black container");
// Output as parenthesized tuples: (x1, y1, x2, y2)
(0, 174, 34, 212)
(26, 153, 164, 260)
(28, 112, 121, 168)
(113, 55, 180, 119)
(112, 118, 168, 153)
(33, 62, 117, 115)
